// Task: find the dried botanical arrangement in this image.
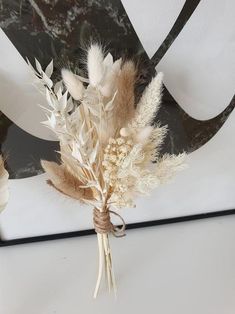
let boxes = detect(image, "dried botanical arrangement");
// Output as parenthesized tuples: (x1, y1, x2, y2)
(0, 156, 9, 212)
(28, 44, 186, 297)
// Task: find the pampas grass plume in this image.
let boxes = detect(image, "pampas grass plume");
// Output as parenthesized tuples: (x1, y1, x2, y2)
(112, 60, 136, 132)
(131, 72, 163, 129)
(135, 126, 153, 143)
(155, 153, 187, 183)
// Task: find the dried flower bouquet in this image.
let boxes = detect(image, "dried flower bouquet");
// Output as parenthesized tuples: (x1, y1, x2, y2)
(28, 44, 186, 297)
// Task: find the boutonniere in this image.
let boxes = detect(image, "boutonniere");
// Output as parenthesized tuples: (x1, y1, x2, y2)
(29, 44, 186, 297)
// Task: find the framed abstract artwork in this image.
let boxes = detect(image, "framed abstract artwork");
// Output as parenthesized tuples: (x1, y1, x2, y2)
(0, 0, 234, 245)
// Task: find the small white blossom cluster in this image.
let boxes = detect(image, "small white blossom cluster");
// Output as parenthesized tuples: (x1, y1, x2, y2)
(102, 137, 133, 184)
(103, 137, 136, 208)
(102, 137, 156, 207)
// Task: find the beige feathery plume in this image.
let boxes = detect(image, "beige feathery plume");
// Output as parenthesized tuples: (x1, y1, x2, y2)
(148, 126, 168, 160)
(61, 69, 84, 100)
(41, 160, 93, 201)
(155, 153, 187, 183)
(140, 126, 168, 164)
(130, 72, 163, 129)
(0, 156, 9, 212)
(135, 126, 153, 143)
(112, 60, 137, 133)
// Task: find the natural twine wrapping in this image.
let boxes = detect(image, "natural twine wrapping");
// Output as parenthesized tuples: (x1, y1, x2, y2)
(93, 207, 126, 237)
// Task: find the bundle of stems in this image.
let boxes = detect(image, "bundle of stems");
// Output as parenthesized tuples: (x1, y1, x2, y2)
(29, 44, 186, 297)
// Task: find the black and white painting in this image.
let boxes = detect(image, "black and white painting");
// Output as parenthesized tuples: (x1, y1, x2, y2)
(0, 0, 234, 242)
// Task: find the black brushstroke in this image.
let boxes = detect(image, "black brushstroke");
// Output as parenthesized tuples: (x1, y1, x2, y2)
(151, 0, 202, 66)
(158, 91, 235, 154)
(0, 112, 59, 179)
(0, 0, 233, 168)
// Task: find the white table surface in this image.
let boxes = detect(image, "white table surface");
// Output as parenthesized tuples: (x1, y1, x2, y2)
(0, 215, 235, 314)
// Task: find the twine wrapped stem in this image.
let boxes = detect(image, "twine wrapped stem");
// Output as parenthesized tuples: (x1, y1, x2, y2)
(93, 207, 126, 237)
(93, 206, 126, 298)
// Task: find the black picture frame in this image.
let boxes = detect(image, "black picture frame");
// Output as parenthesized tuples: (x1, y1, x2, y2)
(1, 209, 235, 247)
(1, 0, 234, 247)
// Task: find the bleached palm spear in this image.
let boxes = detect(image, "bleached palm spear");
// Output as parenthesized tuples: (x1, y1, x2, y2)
(0, 156, 9, 212)
(29, 44, 186, 297)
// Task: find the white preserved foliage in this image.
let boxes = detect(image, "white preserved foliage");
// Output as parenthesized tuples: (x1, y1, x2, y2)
(31, 45, 186, 209)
